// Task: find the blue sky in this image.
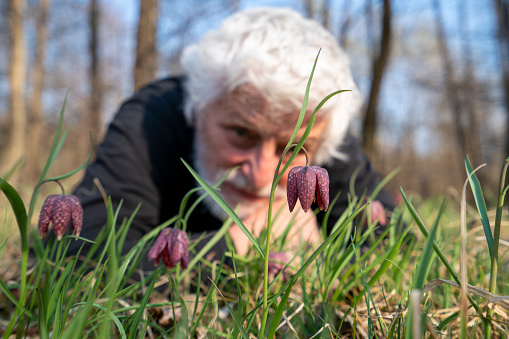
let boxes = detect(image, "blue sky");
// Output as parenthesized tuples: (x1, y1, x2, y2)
(95, 0, 501, 155)
(0, 0, 499, 158)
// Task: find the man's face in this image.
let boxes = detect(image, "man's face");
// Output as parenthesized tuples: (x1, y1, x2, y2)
(194, 85, 328, 219)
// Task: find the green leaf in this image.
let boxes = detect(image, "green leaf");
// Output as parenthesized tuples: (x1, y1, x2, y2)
(127, 270, 159, 339)
(53, 284, 65, 338)
(0, 178, 29, 338)
(266, 204, 367, 338)
(370, 232, 408, 284)
(46, 256, 79, 329)
(39, 95, 68, 181)
(0, 279, 32, 317)
(400, 187, 480, 314)
(182, 159, 265, 258)
(44, 133, 94, 183)
(61, 259, 108, 339)
(267, 280, 294, 338)
(209, 279, 250, 339)
(465, 156, 493, 258)
(413, 199, 445, 290)
(36, 288, 50, 339)
(0, 178, 27, 245)
(180, 217, 233, 279)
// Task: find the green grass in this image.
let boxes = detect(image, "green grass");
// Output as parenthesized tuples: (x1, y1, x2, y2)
(1, 161, 509, 337)
(1, 56, 509, 338)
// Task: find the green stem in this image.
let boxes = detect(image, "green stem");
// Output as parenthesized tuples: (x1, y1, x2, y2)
(259, 186, 275, 338)
(485, 157, 509, 337)
(259, 144, 303, 338)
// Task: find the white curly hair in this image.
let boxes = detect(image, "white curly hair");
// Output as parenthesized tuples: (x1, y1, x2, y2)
(180, 7, 362, 164)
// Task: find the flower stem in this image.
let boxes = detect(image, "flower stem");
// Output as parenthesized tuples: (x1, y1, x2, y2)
(55, 180, 65, 195)
(302, 147, 309, 166)
(259, 144, 301, 338)
(259, 184, 275, 337)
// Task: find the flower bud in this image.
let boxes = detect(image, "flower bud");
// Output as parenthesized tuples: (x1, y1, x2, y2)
(148, 227, 189, 269)
(38, 194, 83, 240)
(287, 165, 329, 212)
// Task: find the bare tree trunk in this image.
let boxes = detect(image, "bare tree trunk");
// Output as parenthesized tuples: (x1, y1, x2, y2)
(321, 0, 330, 29)
(362, 0, 392, 156)
(338, 0, 352, 48)
(2, 0, 27, 180)
(304, 0, 329, 29)
(304, 0, 314, 19)
(457, 1, 483, 166)
(494, 0, 509, 156)
(432, 0, 468, 158)
(89, 0, 102, 146)
(28, 0, 49, 184)
(134, 0, 159, 91)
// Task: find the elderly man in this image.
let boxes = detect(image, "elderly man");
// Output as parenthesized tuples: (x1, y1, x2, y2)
(69, 7, 394, 264)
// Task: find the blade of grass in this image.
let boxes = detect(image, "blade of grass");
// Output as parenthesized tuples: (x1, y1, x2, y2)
(60, 271, 90, 334)
(486, 156, 509, 338)
(79, 303, 128, 339)
(180, 217, 233, 280)
(460, 171, 470, 339)
(126, 270, 160, 339)
(369, 167, 400, 201)
(182, 159, 264, 258)
(228, 245, 243, 339)
(349, 227, 410, 305)
(209, 278, 250, 339)
(36, 288, 50, 339)
(399, 187, 481, 314)
(98, 256, 133, 338)
(267, 278, 295, 338)
(405, 200, 443, 339)
(352, 242, 377, 338)
(36, 95, 68, 182)
(413, 199, 446, 289)
(0, 178, 29, 337)
(189, 255, 227, 337)
(53, 283, 65, 338)
(266, 205, 367, 338)
(61, 258, 108, 339)
(137, 317, 151, 339)
(43, 133, 93, 183)
(465, 156, 493, 258)
(46, 256, 79, 328)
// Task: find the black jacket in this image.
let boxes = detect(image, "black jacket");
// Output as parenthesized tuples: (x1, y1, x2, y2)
(68, 77, 394, 268)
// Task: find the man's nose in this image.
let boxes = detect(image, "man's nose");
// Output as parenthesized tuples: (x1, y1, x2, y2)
(241, 139, 279, 191)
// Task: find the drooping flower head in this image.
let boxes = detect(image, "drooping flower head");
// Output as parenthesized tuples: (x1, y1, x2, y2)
(287, 165, 329, 212)
(38, 194, 83, 240)
(148, 227, 189, 269)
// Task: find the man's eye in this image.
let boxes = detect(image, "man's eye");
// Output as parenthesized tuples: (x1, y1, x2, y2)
(225, 126, 259, 148)
(235, 128, 248, 137)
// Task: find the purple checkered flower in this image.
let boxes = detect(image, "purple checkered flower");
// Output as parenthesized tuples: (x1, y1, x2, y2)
(287, 165, 329, 212)
(38, 194, 83, 240)
(148, 227, 189, 269)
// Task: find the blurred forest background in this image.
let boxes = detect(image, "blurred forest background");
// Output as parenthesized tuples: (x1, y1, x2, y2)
(1, 0, 509, 203)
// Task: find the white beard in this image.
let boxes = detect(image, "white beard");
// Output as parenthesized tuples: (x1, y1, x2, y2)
(193, 142, 286, 221)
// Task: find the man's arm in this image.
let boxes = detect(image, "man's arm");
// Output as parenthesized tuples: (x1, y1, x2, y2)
(67, 78, 187, 268)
